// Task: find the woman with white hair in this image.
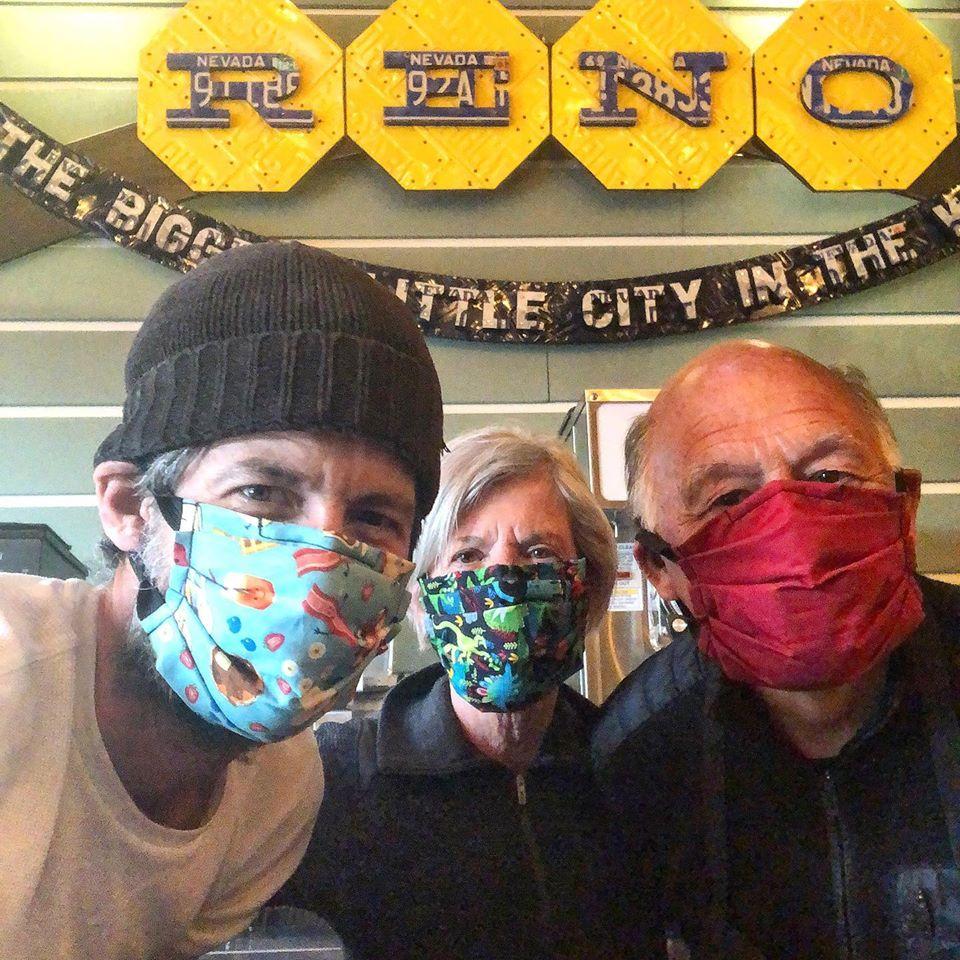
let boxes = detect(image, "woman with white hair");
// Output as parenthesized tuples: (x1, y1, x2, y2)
(270, 427, 662, 959)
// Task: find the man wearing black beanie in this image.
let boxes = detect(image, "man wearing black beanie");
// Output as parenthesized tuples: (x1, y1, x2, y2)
(0, 241, 445, 959)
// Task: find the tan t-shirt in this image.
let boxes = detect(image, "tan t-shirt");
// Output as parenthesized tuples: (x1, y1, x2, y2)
(0, 573, 323, 960)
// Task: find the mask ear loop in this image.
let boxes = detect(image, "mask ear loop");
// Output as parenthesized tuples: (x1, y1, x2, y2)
(154, 494, 184, 530)
(131, 494, 185, 621)
(635, 526, 693, 634)
(634, 526, 677, 564)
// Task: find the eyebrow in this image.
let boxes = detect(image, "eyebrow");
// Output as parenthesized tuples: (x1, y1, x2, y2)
(681, 433, 866, 509)
(682, 463, 763, 510)
(449, 531, 568, 548)
(210, 459, 416, 514)
(792, 433, 862, 473)
(210, 458, 307, 487)
(353, 490, 416, 518)
(518, 531, 569, 549)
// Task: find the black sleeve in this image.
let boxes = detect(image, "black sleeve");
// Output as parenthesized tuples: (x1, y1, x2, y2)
(265, 718, 375, 915)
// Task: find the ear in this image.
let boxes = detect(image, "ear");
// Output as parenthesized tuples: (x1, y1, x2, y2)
(895, 468, 922, 561)
(633, 541, 689, 604)
(93, 460, 145, 554)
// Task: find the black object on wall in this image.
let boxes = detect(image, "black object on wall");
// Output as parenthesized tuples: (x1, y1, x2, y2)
(0, 523, 89, 580)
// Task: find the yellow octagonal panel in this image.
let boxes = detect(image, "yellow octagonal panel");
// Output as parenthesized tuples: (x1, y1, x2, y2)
(346, 0, 549, 190)
(138, 0, 344, 192)
(551, 0, 754, 190)
(755, 0, 956, 191)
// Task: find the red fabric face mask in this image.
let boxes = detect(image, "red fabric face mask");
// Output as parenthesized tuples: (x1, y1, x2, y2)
(672, 476, 924, 690)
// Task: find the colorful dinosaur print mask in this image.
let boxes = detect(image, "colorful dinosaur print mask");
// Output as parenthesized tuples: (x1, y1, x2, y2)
(418, 560, 589, 712)
(138, 500, 414, 742)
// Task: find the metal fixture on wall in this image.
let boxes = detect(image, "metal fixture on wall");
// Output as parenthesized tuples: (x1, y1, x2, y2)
(561, 389, 675, 704)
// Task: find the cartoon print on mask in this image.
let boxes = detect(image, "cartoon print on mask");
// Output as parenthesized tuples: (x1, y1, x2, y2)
(139, 500, 414, 742)
(223, 573, 276, 610)
(211, 526, 282, 555)
(419, 560, 589, 712)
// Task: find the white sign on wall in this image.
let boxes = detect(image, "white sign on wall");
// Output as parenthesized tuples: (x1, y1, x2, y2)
(585, 389, 658, 508)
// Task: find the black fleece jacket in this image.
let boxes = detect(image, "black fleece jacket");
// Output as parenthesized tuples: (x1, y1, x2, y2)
(594, 576, 960, 960)
(274, 663, 663, 960)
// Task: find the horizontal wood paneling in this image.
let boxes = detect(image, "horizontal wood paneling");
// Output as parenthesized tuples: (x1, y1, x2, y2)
(888, 409, 960, 481)
(0, 331, 551, 405)
(0, 411, 574, 494)
(2, 405, 954, 495)
(192, 156, 914, 239)
(545, 323, 960, 398)
(2, 7, 958, 79)
(918, 494, 960, 573)
(1, 419, 110, 494)
(6, 323, 959, 409)
(0, 333, 129, 403)
(0, 81, 139, 141)
(7, 495, 955, 577)
(443, 409, 568, 443)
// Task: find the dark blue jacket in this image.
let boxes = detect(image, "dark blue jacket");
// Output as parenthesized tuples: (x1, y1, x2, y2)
(593, 577, 960, 960)
(275, 663, 662, 959)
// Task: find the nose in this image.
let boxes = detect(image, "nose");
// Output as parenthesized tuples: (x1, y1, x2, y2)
(763, 463, 794, 485)
(485, 540, 527, 566)
(299, 494, 347, 534)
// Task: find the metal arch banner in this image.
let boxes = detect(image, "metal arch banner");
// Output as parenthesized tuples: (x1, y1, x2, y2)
(0, 101, 958, 346)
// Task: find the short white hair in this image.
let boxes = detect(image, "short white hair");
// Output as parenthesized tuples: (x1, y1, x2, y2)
(413, 426, 616, 634)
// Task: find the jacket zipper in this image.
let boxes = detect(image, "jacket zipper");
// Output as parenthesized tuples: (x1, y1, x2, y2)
(823, 769, 855, 960)
(515, 773, 553, 945)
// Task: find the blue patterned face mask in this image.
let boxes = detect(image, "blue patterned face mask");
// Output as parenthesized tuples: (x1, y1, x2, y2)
(137, 499, 414, 743)
(418, 560, 589, 712)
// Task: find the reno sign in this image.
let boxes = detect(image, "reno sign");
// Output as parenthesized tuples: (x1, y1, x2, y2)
(136, 0, 957, 192)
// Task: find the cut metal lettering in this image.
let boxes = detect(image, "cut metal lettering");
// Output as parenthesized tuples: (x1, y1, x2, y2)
(578, 51, 727, 127)
(800, 54, 914, 128)
(166, 52, 314, 129)
(383, 50, 511, 126)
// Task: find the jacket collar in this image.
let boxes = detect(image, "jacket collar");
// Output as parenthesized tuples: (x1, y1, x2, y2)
(376, 663, 597, 776)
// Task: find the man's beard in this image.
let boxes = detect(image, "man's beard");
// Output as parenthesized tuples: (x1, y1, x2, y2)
(118, 505, 255, 761)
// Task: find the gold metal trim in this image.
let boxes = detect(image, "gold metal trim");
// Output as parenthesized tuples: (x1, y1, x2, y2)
(584, 388, 659, 508)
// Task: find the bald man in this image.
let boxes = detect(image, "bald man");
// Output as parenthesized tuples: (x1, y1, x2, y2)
(593, 342, 960, 960)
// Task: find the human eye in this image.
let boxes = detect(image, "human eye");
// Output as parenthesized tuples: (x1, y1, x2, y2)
(352, 509, 403, 536)
(707, 488, 751, 511)
(527, 544, 559, 561)
(227, 484, 299, 519)
(449, 547, 483, 567)
(807, 469, 854, 485)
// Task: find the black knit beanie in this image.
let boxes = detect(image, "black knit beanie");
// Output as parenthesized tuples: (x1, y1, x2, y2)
(95, 241, 444, 518)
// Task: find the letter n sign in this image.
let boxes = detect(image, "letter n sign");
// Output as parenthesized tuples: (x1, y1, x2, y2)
(577, 50, 727, 127)
(551, 0, 754, 189)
